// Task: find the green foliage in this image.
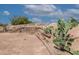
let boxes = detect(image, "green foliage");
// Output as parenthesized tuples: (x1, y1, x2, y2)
(0, 23, 4, 26)
(10, 16, 32, 25)
(68, 17, 79, 29)
(0, 23, 7, 27)
(53, 19, 78, 52)
(44, 27, 52, 34)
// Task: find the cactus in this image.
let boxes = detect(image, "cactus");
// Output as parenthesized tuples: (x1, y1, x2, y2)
(53, 18, 78, 53)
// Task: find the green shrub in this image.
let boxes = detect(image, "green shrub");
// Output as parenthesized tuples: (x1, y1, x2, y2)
(53, 19, 78, 53)
(68, 17, 79, 29)
(0, 23, 6, 27)
(44, 27, 52, 34)
(10, 16, 32, 25)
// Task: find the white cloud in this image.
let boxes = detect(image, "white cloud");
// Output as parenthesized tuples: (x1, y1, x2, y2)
(24, 4, 58, 16)
(32, 18, 42, 23)
(24, 5, 79, 17)
(64, 5, 79, 18)
(25, 4, 57, 12)
(24, 5, 79, 23)
(3, 11, 10, 15)
(66, 9, 79, 14)
(62, 9, 79, 19)
(24, 5, 66, 19)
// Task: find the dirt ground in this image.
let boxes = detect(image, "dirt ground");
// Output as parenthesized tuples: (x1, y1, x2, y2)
(0, 32, 70, 55)
(0, 33, 50, 55)
(0, 25, 79, 55)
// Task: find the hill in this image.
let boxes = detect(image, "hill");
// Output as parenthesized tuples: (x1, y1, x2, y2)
(0, 23, 79, 55)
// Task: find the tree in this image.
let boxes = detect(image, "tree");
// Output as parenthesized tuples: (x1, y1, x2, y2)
(10, 16, 32, 25)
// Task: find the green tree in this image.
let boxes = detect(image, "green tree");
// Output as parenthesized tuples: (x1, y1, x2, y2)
(10, 16, 32, 25)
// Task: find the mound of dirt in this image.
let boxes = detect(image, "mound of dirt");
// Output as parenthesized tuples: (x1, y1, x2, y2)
(0, 23, 79, 55)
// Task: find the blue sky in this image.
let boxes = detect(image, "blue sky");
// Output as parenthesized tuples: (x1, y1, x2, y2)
(0, 4, 79, 24)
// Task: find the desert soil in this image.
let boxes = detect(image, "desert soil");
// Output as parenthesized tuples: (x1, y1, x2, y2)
(0, 32, 51, 55)
(0, 25, 79, 55)
(0, 32, 70, 55)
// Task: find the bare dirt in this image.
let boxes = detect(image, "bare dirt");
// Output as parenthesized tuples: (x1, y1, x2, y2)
(0, 32, 70, 55)
(0, 33, 50, 55)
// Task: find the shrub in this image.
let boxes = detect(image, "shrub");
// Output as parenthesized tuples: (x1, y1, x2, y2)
(10, 16, 32, 25)
(53, 19, 78, 54)
(68, 17, 79, 29)
(44, 27, 52, 34)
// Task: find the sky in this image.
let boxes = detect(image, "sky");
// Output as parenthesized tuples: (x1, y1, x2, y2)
(0, 4, 79, 24)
